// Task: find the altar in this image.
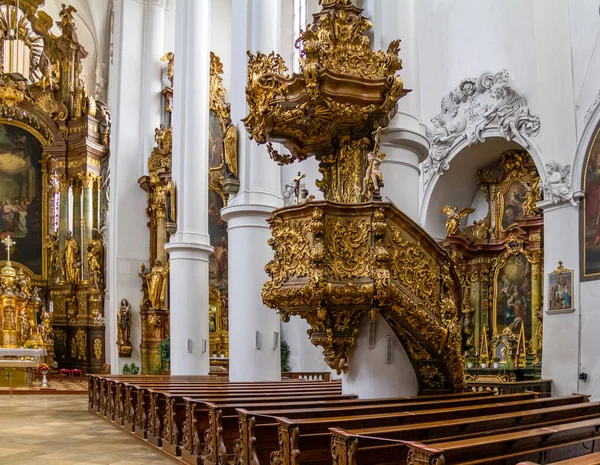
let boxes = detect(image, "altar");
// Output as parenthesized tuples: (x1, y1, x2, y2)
(0, 348, 48, 387)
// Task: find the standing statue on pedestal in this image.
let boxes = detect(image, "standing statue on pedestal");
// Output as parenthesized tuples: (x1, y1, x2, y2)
(117, 298, 132, 357)
(18, 308, 30, 344)
(144, 260, 170, 310)
(63, 231, 81, 283)
(87, 229, 104, 291)
(46, 232, 59, 281)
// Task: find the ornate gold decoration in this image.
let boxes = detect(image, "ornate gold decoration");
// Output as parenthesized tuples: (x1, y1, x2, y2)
(443, 150, 543, 373)
(161, 52, 174, 87)
(93, 338, 102, 360)
(442, 205, 476, 237)
(262, 202, 465, 390)
(148, 125, 172, 173)
(62, 231, 81, 283)
(243, 0, 408, 203)
(74, 328, 86, 360)
(87, 229, 103, 291)
(141, 260, 169, 310)
(209, 52, 238, 202)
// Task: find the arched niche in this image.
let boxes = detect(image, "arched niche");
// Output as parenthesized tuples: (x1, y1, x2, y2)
(421, 135, 544, 239)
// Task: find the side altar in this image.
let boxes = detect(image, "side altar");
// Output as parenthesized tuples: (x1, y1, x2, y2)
(0, 1, 110, 374)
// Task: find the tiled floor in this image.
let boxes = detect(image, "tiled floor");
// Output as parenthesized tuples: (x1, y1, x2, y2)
(0, 395, 174, 465)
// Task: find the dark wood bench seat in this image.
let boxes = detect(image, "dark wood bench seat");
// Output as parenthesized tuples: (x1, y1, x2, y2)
(235, 394, 588, 465)
(328, 401, 600, 465)
(406, 417, 600, 465)
(180, 391, 500, 465)
(518, 451, 600, 465)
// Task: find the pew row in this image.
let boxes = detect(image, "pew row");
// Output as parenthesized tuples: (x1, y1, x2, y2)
(234, 394, 589, 465)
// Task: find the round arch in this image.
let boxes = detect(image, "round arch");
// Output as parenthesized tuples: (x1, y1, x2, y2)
(420, 129, 545, 238)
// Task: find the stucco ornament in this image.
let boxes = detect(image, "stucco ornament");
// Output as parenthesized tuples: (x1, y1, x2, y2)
(541, 162, 579, 206)
(424, 70, 540, 182)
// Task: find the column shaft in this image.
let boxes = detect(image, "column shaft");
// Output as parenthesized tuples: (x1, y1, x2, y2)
(165, 0, 213, 375)
(222, 0, 283, 382)
(58, 176, 69, 279)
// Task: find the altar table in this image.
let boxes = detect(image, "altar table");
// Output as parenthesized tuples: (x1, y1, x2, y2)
(0, 348, 48, 387)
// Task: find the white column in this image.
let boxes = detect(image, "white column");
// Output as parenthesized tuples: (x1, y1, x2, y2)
(221, 0, 283, 382)
(380, 131, 429, 222)
(140, 0, 167, 169)
(165, 0, 213, 375)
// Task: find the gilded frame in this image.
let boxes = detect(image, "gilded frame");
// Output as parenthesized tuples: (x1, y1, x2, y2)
(496, 177, 528, 233)
(548, 262, 574, 313)
(582, 125, 600, 280)
(0, 118, 53, 284)
(492, 245, 535, 340)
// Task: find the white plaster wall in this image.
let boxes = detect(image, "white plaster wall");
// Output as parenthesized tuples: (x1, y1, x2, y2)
(341, 315, 418, 398)
(210, 0, 232, 93)
(106, 0, 158, 373)
(281, 316, 331, 374)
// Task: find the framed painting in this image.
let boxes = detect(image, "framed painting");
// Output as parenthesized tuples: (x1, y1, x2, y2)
(583, 124, 600, 279)
(0, 124, 44, 276)
(498, 179, 528, 232)
(494, 252, 533, 341)
(548, 262, 574, 313)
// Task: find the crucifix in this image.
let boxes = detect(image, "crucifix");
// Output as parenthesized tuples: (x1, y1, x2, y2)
(293, 171, 306, 205)
(2, 235, 15, 264)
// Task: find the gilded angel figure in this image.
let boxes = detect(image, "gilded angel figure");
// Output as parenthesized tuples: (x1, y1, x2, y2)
(442, 205, 475, 237)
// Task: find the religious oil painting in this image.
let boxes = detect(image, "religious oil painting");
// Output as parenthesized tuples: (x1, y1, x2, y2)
(548, 268, 573, 311)
(495, 254, 532, 340)
(501, 180, 527, 231)
(0, 124, 43, 275)
(583, 125, 600, 278)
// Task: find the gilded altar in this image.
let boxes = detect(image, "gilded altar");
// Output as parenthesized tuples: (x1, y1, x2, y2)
(0, 2, 110, 373)
(244, 0, 466, 392)
(441, 151, 543, 373)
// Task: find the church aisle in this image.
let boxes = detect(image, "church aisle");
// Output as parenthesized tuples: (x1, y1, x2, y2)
(0, 396, 173, 465)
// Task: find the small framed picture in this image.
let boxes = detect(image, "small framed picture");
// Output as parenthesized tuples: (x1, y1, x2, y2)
(548, 261, 574, 312)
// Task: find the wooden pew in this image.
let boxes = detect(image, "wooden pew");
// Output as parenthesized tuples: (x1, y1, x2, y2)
(179, 391, 497, 465)
(235, 394, 588, 465)
(145, 387, 346, 453)
(406, 417, 600, 465)
(116, 380, 341, 428)
(328, 401, 600, 465)
(105, 377, 340, 420)
(519, 451, 600, 465)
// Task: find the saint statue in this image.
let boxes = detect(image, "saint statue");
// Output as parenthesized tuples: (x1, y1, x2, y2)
(18, 308, 30, 344)
(145, 260, 170, 310)
(63, 231, 81, 283)
(87, 229, 104, 291)
(46, 232, 59, 280)
(117, 299, 132, 355)
(223, 118, 238, 178)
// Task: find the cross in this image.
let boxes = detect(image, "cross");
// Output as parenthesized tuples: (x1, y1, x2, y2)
(2, 235, 15, 264)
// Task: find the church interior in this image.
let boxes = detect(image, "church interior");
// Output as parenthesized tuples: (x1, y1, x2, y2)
(1, 0, 600, 464)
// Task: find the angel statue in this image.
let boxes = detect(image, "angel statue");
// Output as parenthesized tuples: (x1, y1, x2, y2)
(442, 205, 475, 237)
(542, 162, 577, 206)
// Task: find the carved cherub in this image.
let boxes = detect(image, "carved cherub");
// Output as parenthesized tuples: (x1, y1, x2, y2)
(542, 162, 577, 206)
(442, 205, 475, 237)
